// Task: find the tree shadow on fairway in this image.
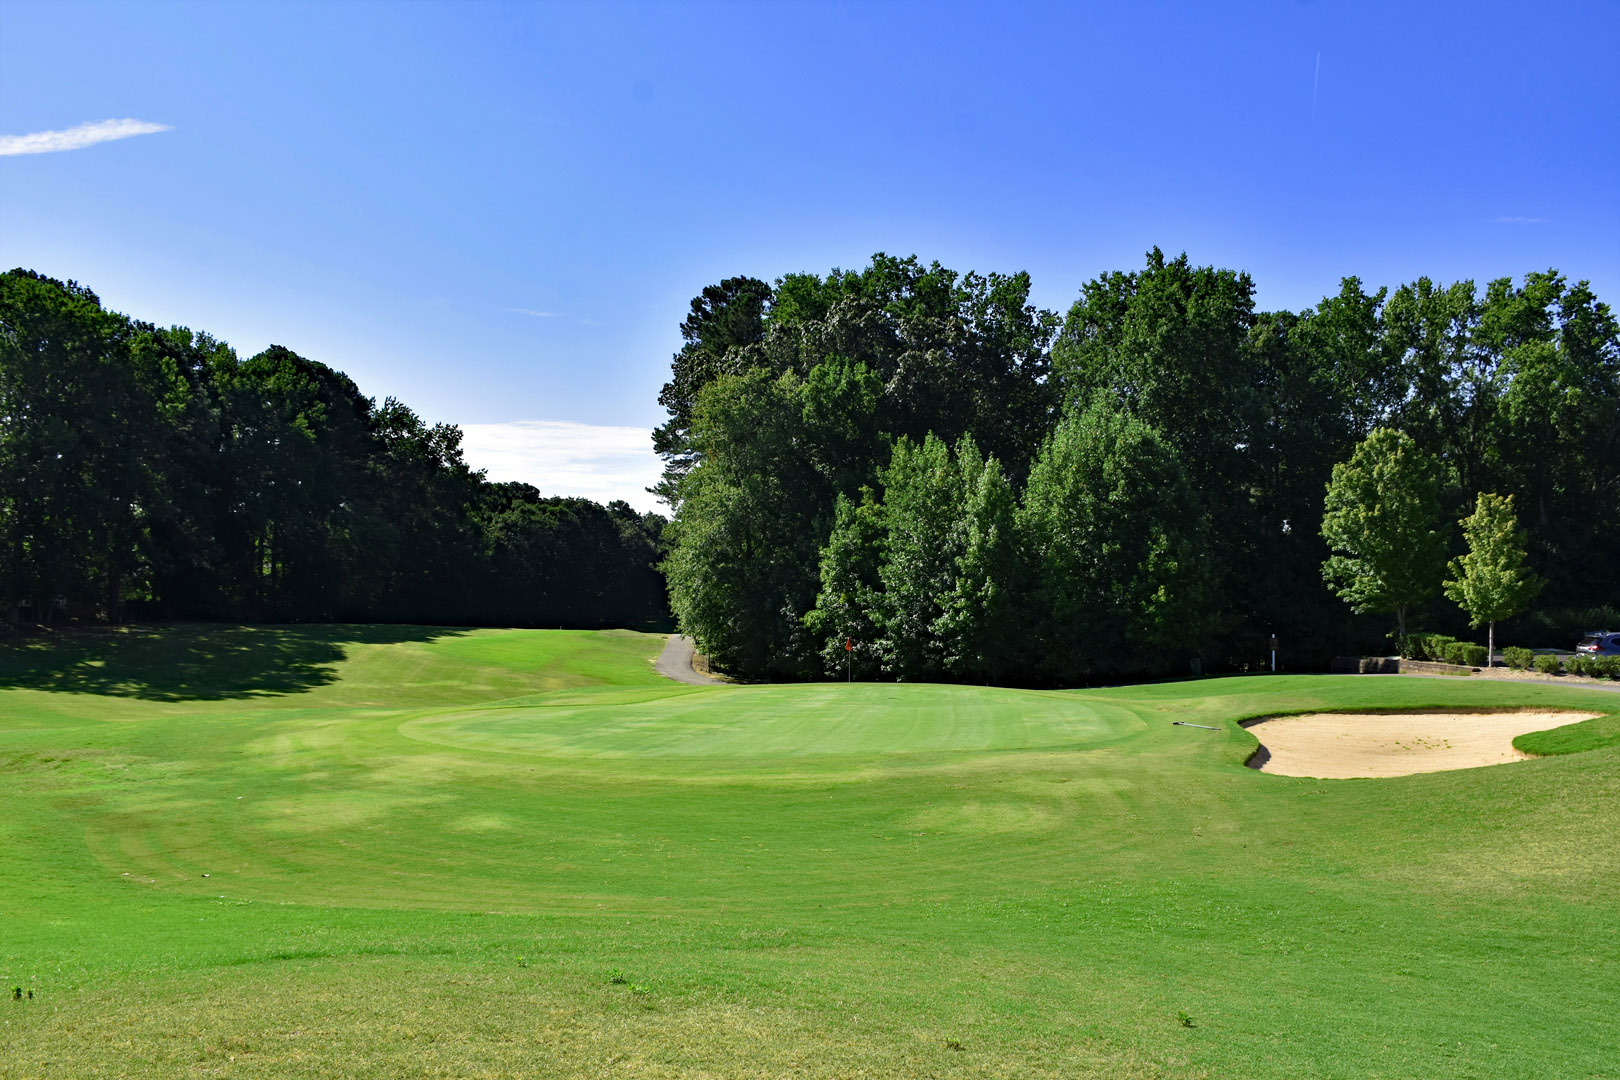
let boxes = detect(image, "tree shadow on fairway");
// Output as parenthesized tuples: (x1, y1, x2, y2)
(0, 623, 468, 701)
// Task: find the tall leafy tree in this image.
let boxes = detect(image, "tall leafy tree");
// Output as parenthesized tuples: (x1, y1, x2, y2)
(935, 448, 1023, 683)
(363, 398, 487, 622)
(652, 276, 772, 506)
(666, 350, 886, 678)
(797, 356, 887, 499)
(0, 270, 160, 622)
(1495, 276, 1620, 607)
(215, 345, 376, 619)
(1442, 493, 1543, 662)
(1292, 277, 1401, 440)
(1320, 428, 1448, 646)
(873, 433, 970, 681)
(1240, 309, 1359, 662)
(1382, 276, 1499, 497)
(746, 254, 1059, 482)
(663, 369, 828, 677)
(1051, 250, 1260, 659)
(803, 489, 886, 679)
(1018, 398, 1209, 681)
(805, 436, 1022, 683)
(129, 325, 237, 619)
(1051, 248, 1258, 496)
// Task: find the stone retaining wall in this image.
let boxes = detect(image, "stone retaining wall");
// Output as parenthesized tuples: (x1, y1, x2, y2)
(1398, 659, 1481, 675)
(1331, 656, 1397, 674)
(1329, 656, 1480, 675)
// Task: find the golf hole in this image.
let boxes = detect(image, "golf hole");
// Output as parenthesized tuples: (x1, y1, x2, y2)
(1242, 710, 1600, 778)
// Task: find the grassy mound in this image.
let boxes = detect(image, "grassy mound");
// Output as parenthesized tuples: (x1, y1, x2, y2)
(1515, 710, 1620, 756)
(3, 626, 1618, 1078)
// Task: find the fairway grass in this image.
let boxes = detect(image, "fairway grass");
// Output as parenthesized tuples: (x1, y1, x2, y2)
(3, 625, 1618, 1078)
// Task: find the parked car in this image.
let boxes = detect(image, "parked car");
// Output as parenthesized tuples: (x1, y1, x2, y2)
(1576, 631, 1620, 656)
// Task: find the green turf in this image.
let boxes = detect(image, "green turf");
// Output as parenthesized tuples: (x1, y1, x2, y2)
(2, 625, 1618, 1078)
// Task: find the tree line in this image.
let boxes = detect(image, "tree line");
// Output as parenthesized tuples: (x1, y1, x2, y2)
(658, 250, 1620, 682)
(0, 269, 669, 629)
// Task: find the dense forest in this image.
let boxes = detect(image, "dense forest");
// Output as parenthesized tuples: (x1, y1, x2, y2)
(657, 251, 1620, 681)
(6, 253, 1617, 679)
(0, 269, 669, 629)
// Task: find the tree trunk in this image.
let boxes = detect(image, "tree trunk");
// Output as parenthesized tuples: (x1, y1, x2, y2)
(1395, 605, 1408, 654)
(1488, 622, 1495, 668)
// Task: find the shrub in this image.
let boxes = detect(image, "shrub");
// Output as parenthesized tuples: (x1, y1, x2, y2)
(1503, 646, 1534, 670)
(1566, 654, 1592, 677)
(1441, 641, 1484, 666)
(1534, 654, 1564, 675)
(1406, 634, 1458, 660)
(1414, 633, 1457, 661)
(1592, 655, 1620, 679)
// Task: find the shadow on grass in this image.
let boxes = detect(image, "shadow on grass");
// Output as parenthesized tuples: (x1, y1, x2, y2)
(0, 623, 468, 702)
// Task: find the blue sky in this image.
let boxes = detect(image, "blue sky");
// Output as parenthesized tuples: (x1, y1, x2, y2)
(2, 0, 1616, 510)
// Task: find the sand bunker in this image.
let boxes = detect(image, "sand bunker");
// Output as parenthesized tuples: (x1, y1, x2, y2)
(1244, 710, 1599, 778)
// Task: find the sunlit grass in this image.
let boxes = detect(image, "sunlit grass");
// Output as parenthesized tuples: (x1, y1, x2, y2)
(2, 626, 1618, 1077)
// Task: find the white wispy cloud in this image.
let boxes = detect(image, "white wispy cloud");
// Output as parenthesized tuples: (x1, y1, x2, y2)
(0, 118, 172, 156)
(459, 419, 663, 514)
(504, 307, 563, 318)
(1494, 216, 1550, 224)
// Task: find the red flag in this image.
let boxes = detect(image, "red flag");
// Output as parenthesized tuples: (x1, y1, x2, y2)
(845, 638, 852, 652)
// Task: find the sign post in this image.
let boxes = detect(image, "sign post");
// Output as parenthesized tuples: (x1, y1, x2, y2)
(845, 638, 852, 683)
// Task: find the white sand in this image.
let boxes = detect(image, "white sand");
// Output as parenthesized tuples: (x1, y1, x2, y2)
(1244, 710, 1599, 778)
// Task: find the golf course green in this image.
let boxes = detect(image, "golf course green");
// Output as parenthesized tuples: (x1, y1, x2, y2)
(2, 625, 1617, 1078)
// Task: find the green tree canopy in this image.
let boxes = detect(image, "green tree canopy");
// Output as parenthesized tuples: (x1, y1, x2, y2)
(1320, 428, 1448, 644)
(2, 268, 669, 630)
(0, 270, 159, 621)
(802, 489, 886, 679)
(1018, 398, 1209, 680)
(872, 433, 966, 679)
(652, 276, 773, 504)
(935, 447, 1022, 683)
(1442, 492, 1543, 662)
(663, 368, 830, 677)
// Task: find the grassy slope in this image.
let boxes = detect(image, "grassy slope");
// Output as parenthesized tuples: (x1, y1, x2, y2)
(1, 625, 1618, 1078)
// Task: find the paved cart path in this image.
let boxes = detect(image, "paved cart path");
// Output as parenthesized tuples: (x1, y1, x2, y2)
(655, 634, 726, 686)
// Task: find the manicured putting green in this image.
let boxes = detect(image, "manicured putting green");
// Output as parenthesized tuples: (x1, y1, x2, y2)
(2, 625, 1618, 1079)
(401, 682, 1144, 760)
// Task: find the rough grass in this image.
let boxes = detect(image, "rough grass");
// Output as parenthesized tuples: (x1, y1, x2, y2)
(3, 626, 1619, 1078)
(1516, 709, 1620, 756)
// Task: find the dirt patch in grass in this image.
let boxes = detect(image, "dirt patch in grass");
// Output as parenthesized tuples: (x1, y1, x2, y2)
(1243, 710, 1601, 778)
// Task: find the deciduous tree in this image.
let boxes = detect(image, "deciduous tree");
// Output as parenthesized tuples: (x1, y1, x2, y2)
(1320, 428, 1447, 647)
(1019, 398, 1208, 680)
(1442, 492, 1543, 663)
